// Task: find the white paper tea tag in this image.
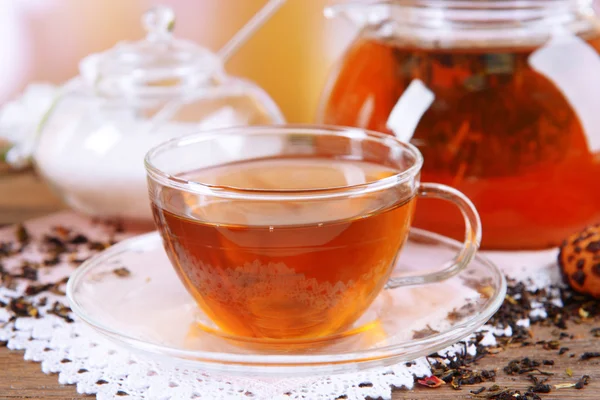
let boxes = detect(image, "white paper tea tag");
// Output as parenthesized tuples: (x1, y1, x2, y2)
(529, 28, 600, 153)
(386, 79, 435, 142)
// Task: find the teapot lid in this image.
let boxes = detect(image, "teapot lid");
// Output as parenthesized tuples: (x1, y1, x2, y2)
(79, 6, 222, 98)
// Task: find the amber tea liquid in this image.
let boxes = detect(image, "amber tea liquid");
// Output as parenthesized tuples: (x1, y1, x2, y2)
(152, 158, 416, 339)
(321, 36, 600, 249)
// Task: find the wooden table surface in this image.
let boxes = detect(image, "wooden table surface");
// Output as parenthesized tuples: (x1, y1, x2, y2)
(1, 169, 599, 399)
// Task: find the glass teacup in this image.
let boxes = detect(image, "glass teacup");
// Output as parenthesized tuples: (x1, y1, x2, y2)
(145, 125, 481, 341)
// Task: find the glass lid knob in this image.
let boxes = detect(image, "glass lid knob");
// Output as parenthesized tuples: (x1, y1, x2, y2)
(143, 6, 176, 42)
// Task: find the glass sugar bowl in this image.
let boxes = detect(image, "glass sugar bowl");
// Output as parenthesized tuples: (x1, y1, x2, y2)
(12, 7, 284, 225)
(317, 0, 600, 250)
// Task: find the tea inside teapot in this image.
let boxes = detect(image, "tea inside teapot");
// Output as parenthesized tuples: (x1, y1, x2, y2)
(318, 0, 600, 249)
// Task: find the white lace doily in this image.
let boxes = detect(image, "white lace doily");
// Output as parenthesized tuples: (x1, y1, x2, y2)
(0, 211, 560, 400)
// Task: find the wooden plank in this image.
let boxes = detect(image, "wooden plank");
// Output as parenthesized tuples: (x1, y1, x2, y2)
(0, 170, 64, 225)
(0, 348, 90, 399)
(406, 323, 600, 399)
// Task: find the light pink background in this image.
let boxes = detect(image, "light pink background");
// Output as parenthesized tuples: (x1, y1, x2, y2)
(1, 0, 599, 122)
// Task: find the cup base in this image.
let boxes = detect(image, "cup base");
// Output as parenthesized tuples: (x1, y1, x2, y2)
(191, 309, 387, 352)
(67, 227, 506, 376)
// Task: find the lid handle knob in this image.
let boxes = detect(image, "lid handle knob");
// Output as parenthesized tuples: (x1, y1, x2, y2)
(143, 6, 175, 42)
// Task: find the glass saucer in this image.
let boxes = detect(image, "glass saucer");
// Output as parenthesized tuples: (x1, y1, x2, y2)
(67, 228, 506, 377)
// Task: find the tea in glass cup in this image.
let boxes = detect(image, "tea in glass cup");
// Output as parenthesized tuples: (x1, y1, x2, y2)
(145, 126, 481, 341)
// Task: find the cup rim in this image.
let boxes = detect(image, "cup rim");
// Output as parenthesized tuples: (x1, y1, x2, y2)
(144, 124, 424, 200)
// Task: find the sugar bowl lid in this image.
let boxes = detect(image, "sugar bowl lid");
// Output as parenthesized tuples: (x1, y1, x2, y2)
(79, 6, 222, 98)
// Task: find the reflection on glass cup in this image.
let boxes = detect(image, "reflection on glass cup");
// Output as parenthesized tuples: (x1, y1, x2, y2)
(145, 125, 481, 341)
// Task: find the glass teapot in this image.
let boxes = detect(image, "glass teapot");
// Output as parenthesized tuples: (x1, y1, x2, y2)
(7, 6, 284, 225)
(317, 0, 600, 250)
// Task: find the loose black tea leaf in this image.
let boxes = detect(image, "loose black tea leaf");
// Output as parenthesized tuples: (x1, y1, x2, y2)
(24, 278, 68, 297)
(471, 385, 542, 400)
(113, 267, 131, 278)
(47, 301, 73, 323)
(528, 375, 551, 394)
(70, 258, 88, 265)
(580, 352, 600, 361)
(43, 235, 67, 254)
(53, 225, 71, 238)
(9, 297, 39, 318)
(471, 386, 486, 395)
(558, 347, 569, 355)
(575, 375, 591, 390)
(447, 302, 477, 322)
(0, 242, 12, 257)
(89, 241, 109, 251)
(16, 224, 30, 244)
(43, 255, 61, 266)
(530, 383, 551, 393)
(25, 283, 55, 296)
(413, 325, 439, 339)
(504, 358, 545, 375)
(70, 234, 88, 244)
(18, 264, 38, 281)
